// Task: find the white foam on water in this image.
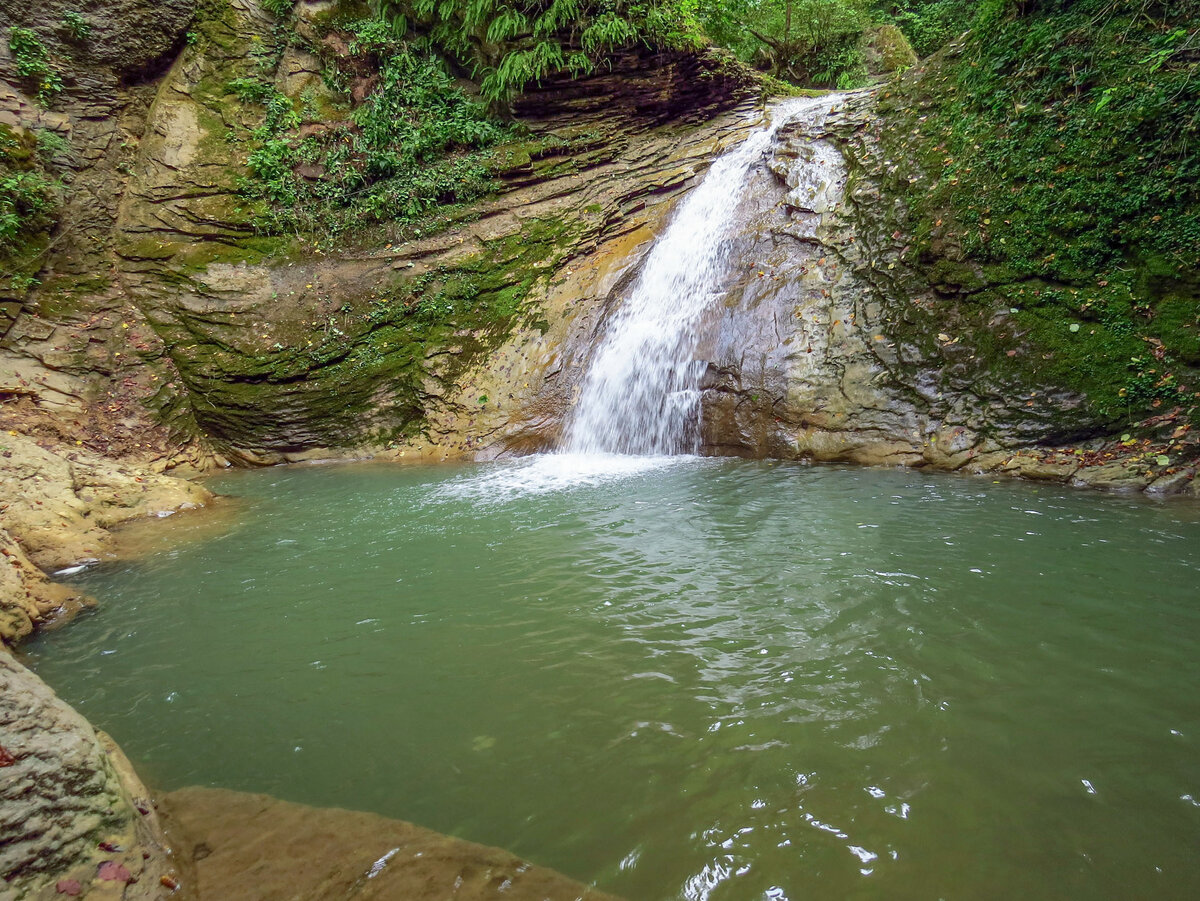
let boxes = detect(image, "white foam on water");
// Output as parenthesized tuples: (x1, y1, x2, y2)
(433, 453, 688, 502)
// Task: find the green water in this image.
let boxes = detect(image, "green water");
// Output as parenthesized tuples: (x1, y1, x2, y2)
(22, 457, 1200, 900)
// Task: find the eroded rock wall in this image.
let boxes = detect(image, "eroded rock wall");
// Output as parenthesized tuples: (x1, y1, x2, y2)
(108, 0, 761, 459)
(4, 0, 1197, 490)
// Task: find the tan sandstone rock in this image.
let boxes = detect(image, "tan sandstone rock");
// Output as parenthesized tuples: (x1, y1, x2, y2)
(0, 652, 181, 901)
(158, 785, 620, 901)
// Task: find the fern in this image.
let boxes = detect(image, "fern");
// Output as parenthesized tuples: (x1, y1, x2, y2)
(375, 1, 702, 104)
(487, 9, 530, 43)
(580, 13, 636, 54)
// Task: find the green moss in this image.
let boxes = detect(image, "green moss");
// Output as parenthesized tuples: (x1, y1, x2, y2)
(31, 273, 112, 319)
(186, 0, 243, 54)
(307, 0, 372, 34)
(872, 0, 1199, 429)
(0, 124, 58, 292)
(175, 235, 296, 273)
(159, 216, 579, 451)
(870, 24, 917, 73)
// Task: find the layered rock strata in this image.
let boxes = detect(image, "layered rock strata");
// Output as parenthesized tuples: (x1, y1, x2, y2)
(0, 432, 211, 642)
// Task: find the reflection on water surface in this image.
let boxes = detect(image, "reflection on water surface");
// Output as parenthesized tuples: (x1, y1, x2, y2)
(24, 458, 1200, 900)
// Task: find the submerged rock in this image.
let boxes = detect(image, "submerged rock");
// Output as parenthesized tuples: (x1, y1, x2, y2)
(157, 786, 621, 901)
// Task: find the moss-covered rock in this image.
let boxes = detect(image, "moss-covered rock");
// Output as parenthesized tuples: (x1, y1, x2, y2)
(867, 0, 1199, 439)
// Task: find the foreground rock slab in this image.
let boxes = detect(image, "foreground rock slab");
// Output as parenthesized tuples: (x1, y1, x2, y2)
(0, 653, 179, 901)
(158, 786, 620, 901)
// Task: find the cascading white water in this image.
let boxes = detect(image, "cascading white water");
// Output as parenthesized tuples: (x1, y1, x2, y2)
(562, 94, 842, 456)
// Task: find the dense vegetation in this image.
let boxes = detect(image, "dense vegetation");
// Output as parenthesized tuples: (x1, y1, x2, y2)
(877, 0, 1200, 429)
(227, 0, 975, 243)
(234, 16, 511, 243)
(371, 0, 973, 93)
(376, 0, 707, 102)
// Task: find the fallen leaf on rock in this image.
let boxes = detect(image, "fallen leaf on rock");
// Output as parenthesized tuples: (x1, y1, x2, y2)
(56, 879, 82, 896)
(97, 861, 131, 883)
(0, 745, 15, 767)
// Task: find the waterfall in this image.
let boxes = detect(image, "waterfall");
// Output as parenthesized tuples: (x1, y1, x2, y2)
(562, 95, 841, 456)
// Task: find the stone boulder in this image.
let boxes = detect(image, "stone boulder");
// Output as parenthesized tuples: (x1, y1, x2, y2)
(0, 652, 181, 899)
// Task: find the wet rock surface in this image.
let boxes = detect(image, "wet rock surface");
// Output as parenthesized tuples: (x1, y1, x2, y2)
(0, 652, 179, 901)
(473, 89, 1196, 495)
(0, 531, 83, 646)
(158, 786, 620, 901)
(0, 432, 211, 643)
(618, 89, 1198, 495)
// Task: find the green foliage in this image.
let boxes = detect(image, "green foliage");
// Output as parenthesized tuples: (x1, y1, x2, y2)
(869, 24, 916, 73)
(877, 0, 1200, 425)
(867, 0, 974, 56)
(0, 171, 56, 250)
(227, 76, 276, 103)
(235, 22, 511, 242)
(375, 0, 705, 102)
(7, 27, 64, 105)
(34, 129, 72, 166)
(701, 0, 874, 87)
(0, 125, 59, 277)
(700, 0, 972, 87)
(262, 0, 297, 19)
(60, 11, 92, 43)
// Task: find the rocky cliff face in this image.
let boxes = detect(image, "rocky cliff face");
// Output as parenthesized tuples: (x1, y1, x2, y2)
(2, 0, 761, 464)
(4, 0, 1193, 493)
(464, 90, 1199, 495)
(687, 91, 1199, 494)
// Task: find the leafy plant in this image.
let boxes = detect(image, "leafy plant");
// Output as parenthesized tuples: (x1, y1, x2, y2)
(0, 171, 57, 252)
(867, 0, 974, 56)
(60, 11, 91, 43)
(8, 27, 64, 104)
(35, 129, 72, 166)
(228, 76, 277, 103)
(262, 0, 297, 18)
(234, 23, 512, 242)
